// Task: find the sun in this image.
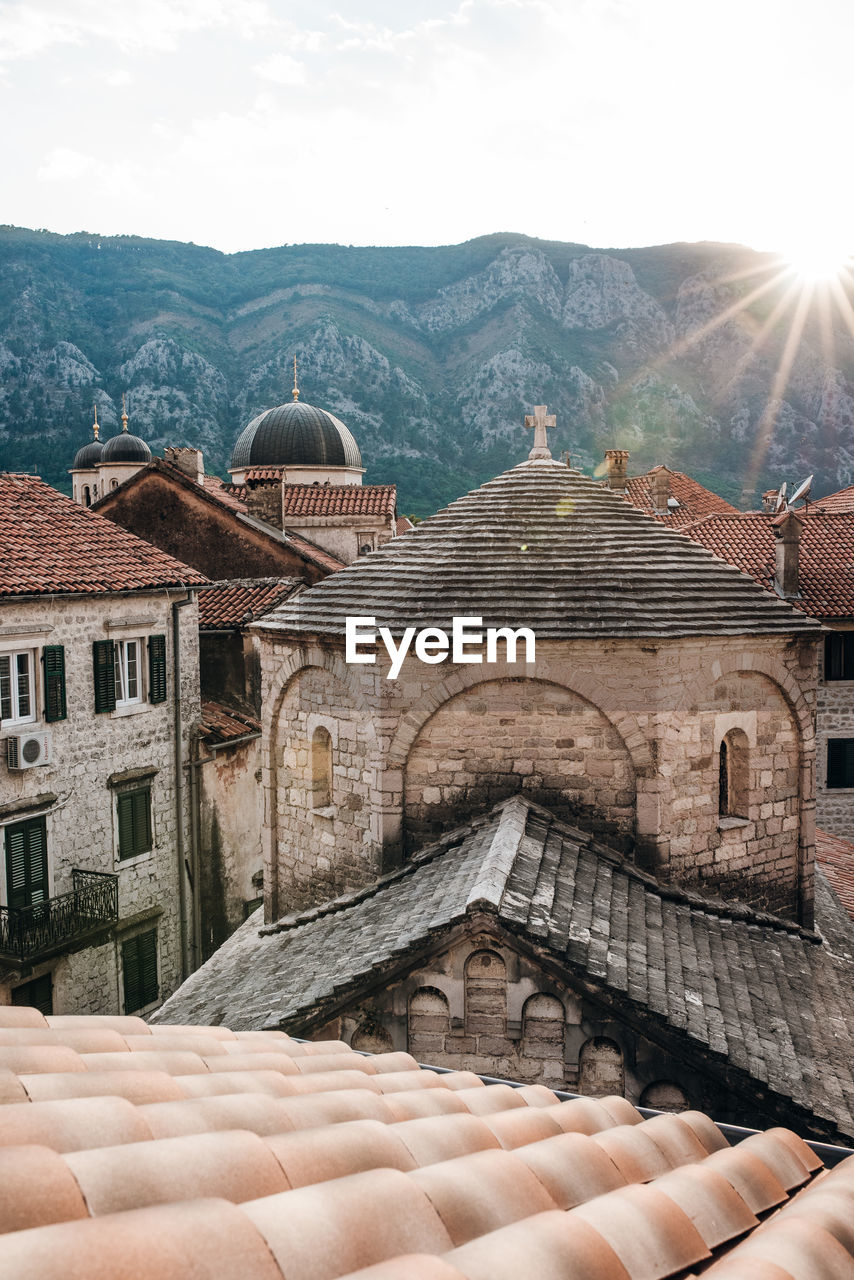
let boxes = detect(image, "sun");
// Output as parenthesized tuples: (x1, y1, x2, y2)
(777, 233, 854, 283)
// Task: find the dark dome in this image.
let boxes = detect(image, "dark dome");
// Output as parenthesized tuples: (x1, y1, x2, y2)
(101, 431, 152, 464)
(72, 440, 104, 470)
(231, 400, 362, 470)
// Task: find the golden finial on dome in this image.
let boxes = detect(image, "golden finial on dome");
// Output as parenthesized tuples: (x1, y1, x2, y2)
(92, 403, 100, 441)
(292, 355, 300, 402)
(121, 392, 129, 432)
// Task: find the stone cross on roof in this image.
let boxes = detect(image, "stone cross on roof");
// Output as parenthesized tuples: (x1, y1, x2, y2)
(524, 404, 556, 459)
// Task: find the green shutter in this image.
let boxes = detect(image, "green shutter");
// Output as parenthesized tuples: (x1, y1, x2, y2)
(117, 788, 151, 859)
(5, 817, 48, 910)
(93, 640, 116, 713)
(122, 929, 158, 1012)
(43, 645, 67, 722)
(148, 635, 167, 704)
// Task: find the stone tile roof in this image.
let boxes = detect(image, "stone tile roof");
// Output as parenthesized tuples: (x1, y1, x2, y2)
(280, 484, 397, 519)
(2, 1002, 854, 1278)
(816, 828, 854, 925)
(197, 578, 300, 629)
(682, 511, 854, 619)
(622, 467, 739, 527)
(0, 473, 208, 597)
(812, 484, 854, 513)
(156, 798, 854, 1146)
(258, 459, 821, 639)
(199, 701, 262, 747)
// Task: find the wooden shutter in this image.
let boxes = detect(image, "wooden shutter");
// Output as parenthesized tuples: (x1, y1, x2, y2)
(93, 640, 116, 713)
(122, 930, 158, 1012)
(827, 739, 854, 788)
(138, 929, 158, 1006)
(122, 935, 141, 1012)
(148, 635, 167, 704)
(5, 817, 48, 910)
(117, 789, 151, 859)
(43, 645, 67, 722)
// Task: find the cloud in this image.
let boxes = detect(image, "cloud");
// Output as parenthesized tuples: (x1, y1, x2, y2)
(254, 53, 306, 86)
(36, 148, 100, 183)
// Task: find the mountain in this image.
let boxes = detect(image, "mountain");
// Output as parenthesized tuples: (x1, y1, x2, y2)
(2, 225, 853, 516)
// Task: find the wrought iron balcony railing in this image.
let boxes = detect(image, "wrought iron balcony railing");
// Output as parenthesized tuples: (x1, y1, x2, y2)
(0, 869, 119, 964)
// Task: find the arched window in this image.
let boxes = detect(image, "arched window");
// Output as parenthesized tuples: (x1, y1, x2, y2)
(351, 1018, 393, 1054)
(464, 949, 507, 1036)
(408, 987, 450, 1059)
(522, 993, 565, 1062)
(719, 729, 749, 819)
(83, 485, 91, 507)
(579, 1036, 624, 1097)
(640, 1080, 689, 1113)
(311, 726, 333, 809)
(110, 478, 118, 490)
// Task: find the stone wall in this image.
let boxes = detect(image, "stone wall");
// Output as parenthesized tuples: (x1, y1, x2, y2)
(197, 736, 262, 960)
(0, 591, 200, 1014)
(816, 636, 854, 835)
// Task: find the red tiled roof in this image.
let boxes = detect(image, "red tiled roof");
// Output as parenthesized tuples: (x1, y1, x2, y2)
(198, 578, 300, 630)
(0, 474, 208, 597)
(817, 827, 854, 923)
(281, 484, 397, 519)
(397, 515, 415, 536)
(202, 476, 247, 513)
(622, 467, 739, 527)
(0, 1007, 852, 1277)
(199, 700, 262, 746)
(813, 484, 854, 513)
(681, 510, 854, 618)
(243, 466, 287, 482)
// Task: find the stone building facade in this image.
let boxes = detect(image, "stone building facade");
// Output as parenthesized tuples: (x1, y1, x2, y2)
(0, 475, 206, 1016)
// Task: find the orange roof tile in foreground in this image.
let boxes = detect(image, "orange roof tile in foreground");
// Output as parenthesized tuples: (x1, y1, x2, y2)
(0, 1008, 853, 1278)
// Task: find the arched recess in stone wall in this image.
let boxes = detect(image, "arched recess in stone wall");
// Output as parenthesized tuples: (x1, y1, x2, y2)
(521, 993, 565, 1064)
(579, 1036, 624, 1098)
(402, 677, 637, 854)
(262, 652, 379, 918)
(464, 950, 507, 1038)
(351, 1019, 393, 1054)
(408, 987, 450, 1060)
(640, 1080, 689, 1113)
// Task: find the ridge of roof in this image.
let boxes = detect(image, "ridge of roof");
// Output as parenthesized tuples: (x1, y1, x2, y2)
(256, 458, 822, 639)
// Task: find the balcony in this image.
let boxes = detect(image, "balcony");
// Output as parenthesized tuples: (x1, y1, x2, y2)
(0, 870, 119, 964)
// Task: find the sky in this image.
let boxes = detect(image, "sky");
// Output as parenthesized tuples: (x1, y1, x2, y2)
(2, 0, 853, 257)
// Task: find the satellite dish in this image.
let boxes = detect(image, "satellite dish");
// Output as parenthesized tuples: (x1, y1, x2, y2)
(775, 482, 788, 512)
(790, 474, 813, 506)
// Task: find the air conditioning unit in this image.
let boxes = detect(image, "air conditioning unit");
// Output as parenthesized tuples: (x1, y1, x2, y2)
(6, 730, 53, 770)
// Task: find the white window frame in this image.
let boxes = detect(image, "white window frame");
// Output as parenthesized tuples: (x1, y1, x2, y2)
(0, 649, 37, 728)
(113, 638, 142, 707)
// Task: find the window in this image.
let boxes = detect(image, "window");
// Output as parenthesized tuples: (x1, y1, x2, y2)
(12, 972, 53, 1016)
(4, 815, 48, 909)
(117, 787, 152, 859)
(828, 739, 854, 788)
(825, 633, 854, 681)
(114, 639, 141, 706)
(0, 651, 35, 726)
(719, 729, 749, 819)
(311, 726, 333, 809)
(122, 929, 158, 1012)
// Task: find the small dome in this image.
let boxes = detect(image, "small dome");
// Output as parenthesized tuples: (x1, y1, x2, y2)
(101, 431, 152, 464)
(231, 400, 361, 470)
(72, 439, 104, 470)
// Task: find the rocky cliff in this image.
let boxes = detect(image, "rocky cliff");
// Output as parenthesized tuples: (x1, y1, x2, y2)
(2, 227, 852, 514)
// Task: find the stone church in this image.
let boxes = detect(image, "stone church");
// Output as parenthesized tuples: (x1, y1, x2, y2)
(156, 409, 854, 1146)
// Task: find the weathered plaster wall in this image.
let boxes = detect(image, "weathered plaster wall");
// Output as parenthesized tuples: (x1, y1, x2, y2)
(198, 737, 262, 960)
(0, 591, 200, 1014)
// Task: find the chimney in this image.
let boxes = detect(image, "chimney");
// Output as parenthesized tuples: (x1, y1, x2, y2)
(772, 510, 802, 598)
(762, 490, 779, 514)
(604, 449, 629, 492)
(164, 447, 205, 486)
(243, 480, 283, 530)
(651, 468, 670, 511)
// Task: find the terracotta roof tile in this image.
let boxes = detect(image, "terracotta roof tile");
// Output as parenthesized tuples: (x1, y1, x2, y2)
(816, 828, 854, 923)
(812, 483, 854, 513)
(199, 701, 262, 747)
(280, 483, 397, 519)
(622, 467, 739, 527)
(201, 476, 247, 512)
(0, 473, 208, 596)
(0, 1008, 853, 1277)
(197, 578, 300, 630)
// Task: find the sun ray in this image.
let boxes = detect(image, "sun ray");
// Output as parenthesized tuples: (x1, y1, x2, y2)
(710, 276, 804, 404)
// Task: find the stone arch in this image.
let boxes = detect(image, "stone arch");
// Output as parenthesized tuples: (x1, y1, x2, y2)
(640, 1080, 689, 1113)
(351, 1018, 393, 1054)
(262, 652, 379, 919)
(521, 993, 565, 1064)
(464, 949, 507, 1038)
(579, 1036, 624, 1098)
(388, 662, 653, 775)
(408, 986, 450, 1060)
(667, 653, 814, 753)
(402, 677, 637, 853)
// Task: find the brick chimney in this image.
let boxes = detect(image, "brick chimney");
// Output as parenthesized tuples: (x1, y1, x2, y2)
(243, 481, 283, 530)
(164, 447, 205, 486)
(651, 468, 670, 511)
(604, 450, 629, 492)
(772, 510, 802, 598)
